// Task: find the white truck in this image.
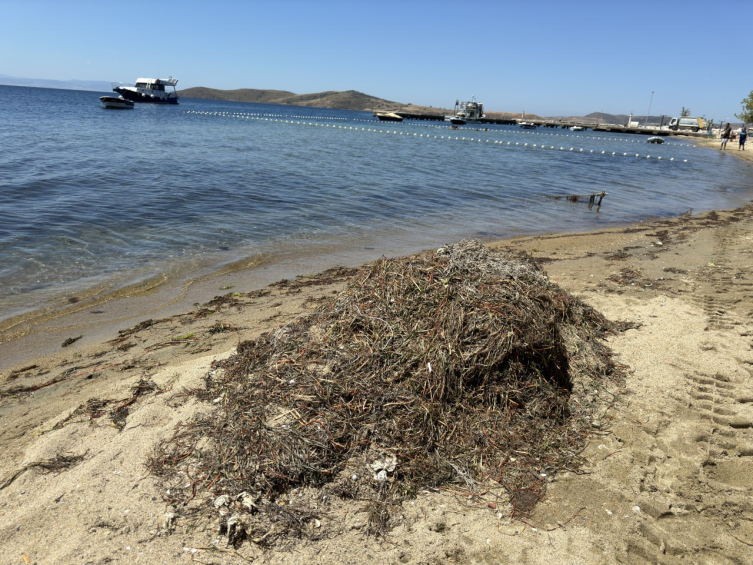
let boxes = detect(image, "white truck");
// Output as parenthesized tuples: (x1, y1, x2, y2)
(667, 117, 707, 132)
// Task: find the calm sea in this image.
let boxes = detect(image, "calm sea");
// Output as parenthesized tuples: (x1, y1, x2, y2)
(1, 84, 750, 324)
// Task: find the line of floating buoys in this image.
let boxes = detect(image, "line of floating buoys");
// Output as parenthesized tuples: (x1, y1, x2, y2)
(185, 110, 697, 143)
(185, 110, 347, 121)
(184, 110, 699, 148)
(183, 112, 688, 162)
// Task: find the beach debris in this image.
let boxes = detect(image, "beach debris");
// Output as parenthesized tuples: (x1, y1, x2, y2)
(546, 191, 607, 209)
(47, 376, 160, 432)
(0, 365, 99, 398)
(219, 513, 249, 547)
(149, 240, 622, 545)
(208, 320, 238, 334)
(237, 491, 259, 511)
(113, 318, 164, 340)
(214, 494, 230, 508)
(0, 452, 86, 490)
(61, 335, 82, 348)
(369, 451, 397, 482)
(162, 507, 177, 533)
(7, 364, 40, 380)
(607, 268, 643, 286)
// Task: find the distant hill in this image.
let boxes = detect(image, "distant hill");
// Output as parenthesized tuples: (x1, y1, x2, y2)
(0, 74, 112, 92)
(178, 87, 404, 112)
(177, 87, 297, 104)
(585, 112, 629, 125)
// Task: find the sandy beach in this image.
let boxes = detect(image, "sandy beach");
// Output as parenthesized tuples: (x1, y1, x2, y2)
(1, 141, 752, 564)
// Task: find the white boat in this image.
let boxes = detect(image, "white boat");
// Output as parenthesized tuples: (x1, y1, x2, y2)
(99, 95, 134, 109)
(112, 76, 179, 104)
(375, 112, 404, 122)
(647, 136, 664, 144)
(519, 122, 537, 129)
(570, 126, 584, 131)
(445, 96, 484, 125)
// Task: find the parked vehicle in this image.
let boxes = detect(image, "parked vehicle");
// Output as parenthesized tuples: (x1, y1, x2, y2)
(667, 117, 707, 132)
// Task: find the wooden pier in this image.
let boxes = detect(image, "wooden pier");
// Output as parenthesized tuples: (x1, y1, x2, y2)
(372, 111, 709, 137)
(372, 110, 517, 125)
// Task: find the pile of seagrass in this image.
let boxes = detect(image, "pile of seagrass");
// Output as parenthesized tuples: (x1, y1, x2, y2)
(149, 240, 621, 546)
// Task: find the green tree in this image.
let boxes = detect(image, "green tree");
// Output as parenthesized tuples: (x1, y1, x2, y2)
(735, 90, 753, 124)
(680, 107, 691, 117)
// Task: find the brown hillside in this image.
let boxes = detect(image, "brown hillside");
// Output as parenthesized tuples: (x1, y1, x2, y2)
(178, 87, 402, 112)
(177, 87, 297, 104)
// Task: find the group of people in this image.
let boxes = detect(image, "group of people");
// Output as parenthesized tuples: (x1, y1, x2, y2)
(720, 122, 747, 150)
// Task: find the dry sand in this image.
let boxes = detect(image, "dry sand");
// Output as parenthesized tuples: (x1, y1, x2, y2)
(1, 146, 752, 564)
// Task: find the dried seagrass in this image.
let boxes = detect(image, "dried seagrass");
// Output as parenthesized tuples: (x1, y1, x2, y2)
(149, 240, 621, 544)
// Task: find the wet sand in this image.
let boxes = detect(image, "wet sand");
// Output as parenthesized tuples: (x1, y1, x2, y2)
(1, 142, 752, 564)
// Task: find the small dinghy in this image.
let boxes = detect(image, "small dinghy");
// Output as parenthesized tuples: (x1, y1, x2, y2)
(647, 136, 664, 144)
(100, 95, 134, 109)
(376, 112, 404, 122)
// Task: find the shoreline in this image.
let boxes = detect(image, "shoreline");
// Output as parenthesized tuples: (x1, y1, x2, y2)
(1, 143, 752, 563)
(2, 135, 750, 372)
(1, 130, 748, 368)
(692, 133, 753, 162)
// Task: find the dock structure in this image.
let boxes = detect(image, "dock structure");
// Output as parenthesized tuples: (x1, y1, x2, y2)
(371, 111, 710, 137)
(372, 110, 517, 125)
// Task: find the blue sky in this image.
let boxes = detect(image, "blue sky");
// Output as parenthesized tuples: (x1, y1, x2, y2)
(1, 0, 750, 121)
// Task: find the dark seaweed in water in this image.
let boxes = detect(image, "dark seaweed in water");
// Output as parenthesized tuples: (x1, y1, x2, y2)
(149, 241, 621, 544)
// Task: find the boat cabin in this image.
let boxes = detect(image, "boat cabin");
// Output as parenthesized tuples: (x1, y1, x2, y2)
(113, 76, 179, 104)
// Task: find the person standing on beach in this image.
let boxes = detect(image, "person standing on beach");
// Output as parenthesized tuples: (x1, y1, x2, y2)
(739, 125, 748, 150)
(721, 123, 732, 150)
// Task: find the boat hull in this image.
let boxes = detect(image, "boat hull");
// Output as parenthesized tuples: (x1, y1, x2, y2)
(376, 113, 404, 122)
(445, 117, 466, 125)
(113, 87, 179, 104)
(100, 96, 134, 109)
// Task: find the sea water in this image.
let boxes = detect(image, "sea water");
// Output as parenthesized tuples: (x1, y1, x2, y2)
(1, 84, 750, 323)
